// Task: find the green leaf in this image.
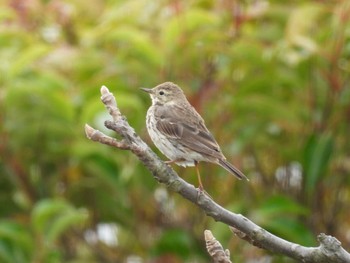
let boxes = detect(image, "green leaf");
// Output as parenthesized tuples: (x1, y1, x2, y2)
(286, 3, 325, 53)
(152, 229, 193, 259)
(265, 217, 315, 246)
(256, 195, 309, 219)
(303, 133, 334, 197)
(8, 44, 51, 79)
(32, 199, 72, 232)
(47, 209, 88, 242)
(162, 9, 220, 49)
(0, 242, 13, 263)
(31, 199, 88, 243)
(0, 221, 33, 263)
(105, 27, 162, 68)
(84, 153, 121, 185)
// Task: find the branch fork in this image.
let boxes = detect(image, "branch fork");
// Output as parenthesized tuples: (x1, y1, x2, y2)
(85, 85, 350, 263)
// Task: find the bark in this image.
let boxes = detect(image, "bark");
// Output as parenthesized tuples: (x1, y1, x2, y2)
(85, 86, 350, 263)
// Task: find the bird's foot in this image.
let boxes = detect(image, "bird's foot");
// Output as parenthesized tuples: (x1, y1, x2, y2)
(197, 186, 213, 200)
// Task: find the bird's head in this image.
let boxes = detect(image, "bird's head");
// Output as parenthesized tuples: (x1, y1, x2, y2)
(141, 82, 186, 105)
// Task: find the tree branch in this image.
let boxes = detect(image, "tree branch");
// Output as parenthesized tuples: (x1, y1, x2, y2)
(205, 230, 232, 263)
(85, 85, 350, 263)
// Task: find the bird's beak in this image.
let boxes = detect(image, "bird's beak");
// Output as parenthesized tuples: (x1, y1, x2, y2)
(140, 87, 153, 93)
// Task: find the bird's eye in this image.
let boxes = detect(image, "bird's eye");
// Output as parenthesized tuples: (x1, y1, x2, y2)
(159, 91, 164, 95)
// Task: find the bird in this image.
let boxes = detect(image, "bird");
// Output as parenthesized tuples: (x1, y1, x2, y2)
(141, 82, 248, 190)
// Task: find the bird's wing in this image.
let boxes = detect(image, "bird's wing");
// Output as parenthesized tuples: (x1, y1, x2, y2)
(154, 104, 224, 159)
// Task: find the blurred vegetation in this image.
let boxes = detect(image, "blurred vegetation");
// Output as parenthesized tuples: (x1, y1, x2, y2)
(0, 0, 349, 262)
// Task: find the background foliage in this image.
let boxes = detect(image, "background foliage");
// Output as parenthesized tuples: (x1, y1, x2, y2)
(1, 0, 350, 262)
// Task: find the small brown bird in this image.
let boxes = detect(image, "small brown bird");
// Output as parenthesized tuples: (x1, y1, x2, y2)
(141, 82, 248, 189)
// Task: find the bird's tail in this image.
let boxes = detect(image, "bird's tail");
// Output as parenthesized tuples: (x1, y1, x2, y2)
(218, 159, 249, 181)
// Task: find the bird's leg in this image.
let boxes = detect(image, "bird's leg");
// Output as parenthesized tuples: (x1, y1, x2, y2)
(194, 161, 204, 191)
(165, 159, 211, 198)
(194, 162, 214, 200)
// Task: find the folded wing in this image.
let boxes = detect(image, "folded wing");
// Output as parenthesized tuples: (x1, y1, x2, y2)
(155, 104, 224, 160)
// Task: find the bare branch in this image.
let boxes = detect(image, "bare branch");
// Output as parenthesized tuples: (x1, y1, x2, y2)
(85, 85, 350, 263)
(205, 230, 232, 263)
(85, 124, 130, 150)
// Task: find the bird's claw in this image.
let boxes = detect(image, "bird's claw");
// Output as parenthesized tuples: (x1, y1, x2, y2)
(196, 186, 213, 200)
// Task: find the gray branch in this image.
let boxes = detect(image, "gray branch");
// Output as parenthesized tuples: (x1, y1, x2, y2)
(85, 85, 350, 263)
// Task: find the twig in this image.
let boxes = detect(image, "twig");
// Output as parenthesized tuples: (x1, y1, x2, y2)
(85, 85, 350, 263)
(205, 230, 232, 263)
